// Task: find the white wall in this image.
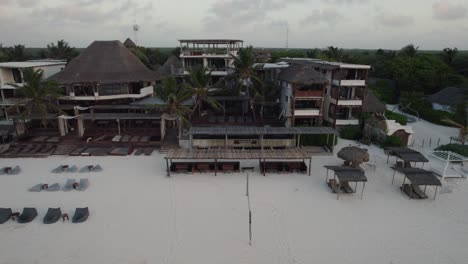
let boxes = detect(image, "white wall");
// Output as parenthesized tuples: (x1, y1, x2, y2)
(34, 64, 65, 79)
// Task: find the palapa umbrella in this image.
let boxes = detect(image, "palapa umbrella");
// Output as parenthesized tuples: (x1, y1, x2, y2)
(337, 146, 370, 168)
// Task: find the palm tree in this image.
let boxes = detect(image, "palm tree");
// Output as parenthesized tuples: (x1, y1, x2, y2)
(155, 77, 192, 123)
(185, 65, 222, 117)
(252, 81, 278, 120)
(47, 40, 79, 60)
(443, 100, 467, 145)
(14, 68, 63, 128)
(230, 45, 262, 96)
(323, 46, 351, 62)
(441, 47, 458, 66)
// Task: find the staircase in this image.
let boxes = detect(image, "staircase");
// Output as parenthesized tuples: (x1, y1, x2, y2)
(159, 128, 179, 154)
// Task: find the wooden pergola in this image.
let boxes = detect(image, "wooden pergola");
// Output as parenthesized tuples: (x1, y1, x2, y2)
(385, 147, 429, 168)
(390, 167, 442, 200)
(164, 148, 313, 176)
(324, 166, 367, 200)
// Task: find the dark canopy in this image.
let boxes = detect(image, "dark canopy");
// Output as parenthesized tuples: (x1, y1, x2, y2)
(0, 208, 12, 224)
(392, 167, 442, 186)
(72, 207, 89, 223)
(278, 63, 328, 85)
(49, 40, 160, 84)
(17, 207, 38, 223)
(385, 147, 429, 163)
(325, 166, 367, 182)
(43, 208, 62, 224)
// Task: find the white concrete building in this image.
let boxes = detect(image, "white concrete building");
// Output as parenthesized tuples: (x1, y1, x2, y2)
(0, 60, 66, 120)
(179, 39, 243, 83)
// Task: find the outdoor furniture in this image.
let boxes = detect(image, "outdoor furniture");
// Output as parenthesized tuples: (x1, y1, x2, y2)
(327, 179, 341, 193)
(0, 208, 12, 224)
(385, 147, 429, 168)
(171, 162, 190, 173)
(29, 183, 48, 192)
(43, 208, 62, 224)
(143, 148, 154, 156)
(391, 167, 441, 200)
(134, 148, 144, 155)
(63, 179, 77, 191)
(325, 166, 367, 200)
(77, 179, 90, 191)
(72, 207, 89, 223)
(195, 163, 211, 172)
(17, 208, 38, 223)
(46, 183, 61, 192)
(5, 166, 20, 175)
(286, 162, 307, 173)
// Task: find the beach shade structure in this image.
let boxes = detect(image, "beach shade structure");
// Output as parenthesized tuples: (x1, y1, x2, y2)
(62, 179, 77, 191)
(0, 167, 6, 175)
(43, 208, 62, 224)
(52, 165, 68, 173)
(337, 146, 369, 168)
(76, 179, 90, 191)
(72, 207, 89, 223)
(79, 166, 90, 173)
(65, 165, 78, 173)
(91, 165, 102, 172)
(29, 183, 48, 192)
(391, 167, 442, 200)
(46, 183, 61, 192)
(17, 208, 38, 223)
(384, 147, 429, 168)
(8, 166, 21, 175)
(325, 166, 368, 200)
(0, 208, 12, 224)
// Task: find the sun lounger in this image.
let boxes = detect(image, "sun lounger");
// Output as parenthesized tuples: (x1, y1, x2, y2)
(17, 208, 38, 223)
(72, 207, 89, 223)
(29, 145, 42, 154)
(135, 148, 143, 155)
(411, 185, 428, 199)
(29, 183, 48, 192)
(109, 147, 131, 156)
(8, 166, 20, 175)
(327, 179, 341, 194)
(63, 179, 77, 191)
(401, 184, 419, 199)
(340, 181, 355, 193)
(0, 208, 12, 224)
(46, 183, 61, 192)
(46, 136, 60, 143)
(53, 145, 78, 155)
(91, 165, 102, 172)
(40, 145, 54, 153)
(77, 179, 90, 191)
(43, 208, 62, 224)
(19, 144, 33, 153)
(139, 136, 150, 142)
(143, 148, 153, 156)
(70, 147, 87, 156)
(130, 136, 140, 142)
(121, 135, 131, 142)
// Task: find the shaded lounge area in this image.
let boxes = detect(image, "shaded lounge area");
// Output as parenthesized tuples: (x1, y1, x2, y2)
(391, 167, 442, 200)
(385, 147, 429, 168)
(165, 148, 313, 176)
(324, 166, 368, 200)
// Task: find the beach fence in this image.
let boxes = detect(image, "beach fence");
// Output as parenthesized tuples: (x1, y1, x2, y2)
(409, 136, 453, 151)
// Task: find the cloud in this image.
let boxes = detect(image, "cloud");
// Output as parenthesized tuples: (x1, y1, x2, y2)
(432, 1, 467, 20)
(322, 0, 369, 4)
(301, 8, 342, 26)
(375, 12, 414, 27)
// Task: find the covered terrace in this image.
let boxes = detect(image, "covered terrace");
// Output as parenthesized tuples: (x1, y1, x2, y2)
(324, 166, 367, 200)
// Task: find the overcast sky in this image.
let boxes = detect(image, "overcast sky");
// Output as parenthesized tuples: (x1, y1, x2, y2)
(1, 0, 467, 49)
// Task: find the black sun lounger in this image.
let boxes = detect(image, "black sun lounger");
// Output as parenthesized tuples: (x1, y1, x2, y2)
(401, 184, 420, 199)
(0, 208, 12, 224)
(18, 208, 38, 223)
(72, 207, 89, 223)
(43, 208, 62, 224)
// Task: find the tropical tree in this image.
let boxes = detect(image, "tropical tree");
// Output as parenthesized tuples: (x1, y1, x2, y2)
(400, 44, 419, 57)
(47, 40, 79, 60)
(230, 45, 262, 96)
(4, 45, 29, 61)
(185, 65, 222, 117)
(252, 81, 278, 120)
(441, 47, 458, 66)
(443, 100, 467, 145)
(14, 68, 63, 127)
(155, 77, 192, 123)
(323, 46, 351, 62)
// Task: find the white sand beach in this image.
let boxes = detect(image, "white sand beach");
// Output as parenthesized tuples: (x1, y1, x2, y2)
(1, 120, 467, 264)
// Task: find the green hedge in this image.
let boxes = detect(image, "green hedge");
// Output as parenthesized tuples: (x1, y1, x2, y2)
(383, 135, 404, 147)
(300, 134, 338, 146)
(435, 144, 468, 157)
(385, 110, 408, 125)
(340, 125, 362, 140)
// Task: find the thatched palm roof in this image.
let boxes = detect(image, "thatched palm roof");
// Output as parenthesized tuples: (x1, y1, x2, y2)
(48, 40, 160, 84)
(123, 38, 137, 48)
(337, 146, 370, 167)
(278, 64, 327, 85)
(363, 90, 386, 114)
(160, 55, 183, 77)
(427, 87, 466, 107)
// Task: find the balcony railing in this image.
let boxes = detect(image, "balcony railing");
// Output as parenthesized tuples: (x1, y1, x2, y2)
(294, 89, 323, 98)
(60, 86, 154, 101)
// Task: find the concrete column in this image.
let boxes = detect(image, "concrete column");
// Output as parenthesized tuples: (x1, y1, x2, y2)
(58, 117, 66, 136)
(77, 117, 85, 137)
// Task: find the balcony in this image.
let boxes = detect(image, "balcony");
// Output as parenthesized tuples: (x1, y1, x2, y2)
(1, 83, 24, 89)
(337, 99, 362, 106)
(335, 119, 360, 126)
(294, 109, 321, 117)
(332, 79, 366, 86)
(294, 89, 323, 98)
(60, 86, 154, 101)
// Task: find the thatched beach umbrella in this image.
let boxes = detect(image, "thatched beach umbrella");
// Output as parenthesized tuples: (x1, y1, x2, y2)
(337, 146, 370, 168)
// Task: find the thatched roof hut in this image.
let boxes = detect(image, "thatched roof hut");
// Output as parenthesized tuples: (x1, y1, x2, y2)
(49, 40, 160, 84)
(337, 146, 370, 167)
(123, 38, 137, 48)
(363, 90, 386, 114)
(160, 55, 183, 77)
(278, 64, 328, 85)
